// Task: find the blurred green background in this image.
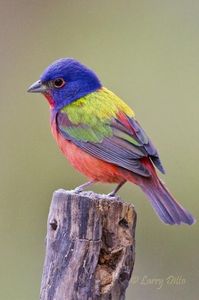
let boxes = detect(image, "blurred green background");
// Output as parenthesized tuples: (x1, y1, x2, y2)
(0, 1, 198, 299)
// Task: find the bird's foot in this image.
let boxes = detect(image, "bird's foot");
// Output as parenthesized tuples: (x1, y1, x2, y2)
(107, 191, 116, 197)
(73, 180, 96, 194)
(107, 181, 127, 198)
(74, 187, 84, 194)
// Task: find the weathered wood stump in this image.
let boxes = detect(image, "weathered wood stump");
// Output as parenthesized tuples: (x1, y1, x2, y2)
(40, 189, 136, 300)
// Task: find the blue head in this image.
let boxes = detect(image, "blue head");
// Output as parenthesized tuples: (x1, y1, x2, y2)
(27, 58, 102, 110)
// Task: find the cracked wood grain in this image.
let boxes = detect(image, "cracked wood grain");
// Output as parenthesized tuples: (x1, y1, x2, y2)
(40, 189, 136, 300)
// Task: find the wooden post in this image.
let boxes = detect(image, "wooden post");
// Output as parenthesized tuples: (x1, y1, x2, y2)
(40, 189, 136, 300)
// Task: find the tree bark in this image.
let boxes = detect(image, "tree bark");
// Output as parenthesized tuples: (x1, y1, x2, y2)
(40, 189, 136, 300)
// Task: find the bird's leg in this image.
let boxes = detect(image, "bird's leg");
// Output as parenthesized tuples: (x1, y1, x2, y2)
(74, 180, 97, 193)
(108, 180, 127, 197)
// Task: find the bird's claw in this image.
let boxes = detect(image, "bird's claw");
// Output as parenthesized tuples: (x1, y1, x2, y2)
(107, 192, 115, 197)
(74, 188, 83, 194)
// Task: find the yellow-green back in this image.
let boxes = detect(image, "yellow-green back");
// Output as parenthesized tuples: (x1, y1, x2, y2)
(61, 87, 135, 126)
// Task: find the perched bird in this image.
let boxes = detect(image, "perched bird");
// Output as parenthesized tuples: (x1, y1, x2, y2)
(28, 58, 195, 225)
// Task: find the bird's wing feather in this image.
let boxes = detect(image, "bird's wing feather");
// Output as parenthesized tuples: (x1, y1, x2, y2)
(126, 116, 165, 173)
(56, 106, 165, 177)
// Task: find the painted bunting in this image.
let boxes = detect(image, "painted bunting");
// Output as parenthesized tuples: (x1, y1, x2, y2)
(28, 58, 195, 225)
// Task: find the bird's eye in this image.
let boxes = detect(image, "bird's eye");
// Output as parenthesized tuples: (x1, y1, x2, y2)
(52, 78, 65, 88)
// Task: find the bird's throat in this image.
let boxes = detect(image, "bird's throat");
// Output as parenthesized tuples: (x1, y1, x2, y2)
(43, 92, 55, 108)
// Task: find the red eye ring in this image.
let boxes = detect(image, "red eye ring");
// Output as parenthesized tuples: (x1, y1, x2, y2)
(52, 78, 65, 88)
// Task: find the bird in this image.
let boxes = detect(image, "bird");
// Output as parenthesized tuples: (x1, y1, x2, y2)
(28, 58, 195, 225)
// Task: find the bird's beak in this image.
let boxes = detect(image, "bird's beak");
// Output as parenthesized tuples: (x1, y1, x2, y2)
(27, 80, 47, 93)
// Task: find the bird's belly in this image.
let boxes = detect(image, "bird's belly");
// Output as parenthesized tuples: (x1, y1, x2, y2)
(51, 123, 123, 183)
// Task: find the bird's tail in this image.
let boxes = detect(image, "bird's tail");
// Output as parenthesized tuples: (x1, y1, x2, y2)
(140, 179, 195, 225)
